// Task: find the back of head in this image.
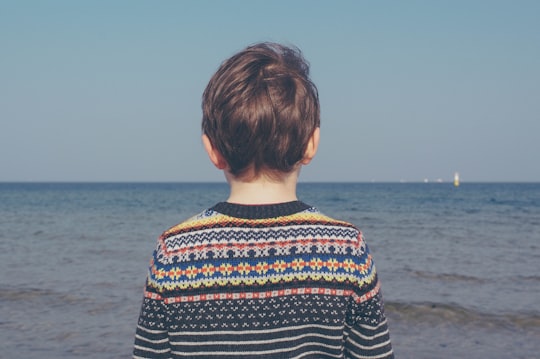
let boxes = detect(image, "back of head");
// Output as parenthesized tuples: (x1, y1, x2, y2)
(202, 42, 320, 180)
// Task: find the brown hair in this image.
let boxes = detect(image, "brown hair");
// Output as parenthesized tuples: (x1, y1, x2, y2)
(202, 42, 320, 179)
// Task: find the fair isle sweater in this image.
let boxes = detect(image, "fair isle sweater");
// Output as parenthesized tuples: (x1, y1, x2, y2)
(133, 201, 393, 359)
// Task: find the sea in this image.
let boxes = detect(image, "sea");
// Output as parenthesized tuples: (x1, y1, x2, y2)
(0, 182, 539, 359)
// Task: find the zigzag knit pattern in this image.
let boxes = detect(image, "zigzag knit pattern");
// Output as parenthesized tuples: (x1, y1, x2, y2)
(134, 201, 393, 359)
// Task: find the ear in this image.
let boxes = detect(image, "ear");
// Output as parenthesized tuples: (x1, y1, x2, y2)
(300, 127, 320, 165)
(202, 134, 228, 170)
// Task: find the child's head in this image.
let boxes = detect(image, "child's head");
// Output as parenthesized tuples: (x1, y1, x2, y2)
(202, 42, 320, 181)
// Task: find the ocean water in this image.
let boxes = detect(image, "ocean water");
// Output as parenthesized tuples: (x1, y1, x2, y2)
(0, 182, 539, 358)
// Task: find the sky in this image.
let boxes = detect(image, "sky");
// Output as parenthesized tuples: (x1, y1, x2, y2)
(1, 1, 539, 182)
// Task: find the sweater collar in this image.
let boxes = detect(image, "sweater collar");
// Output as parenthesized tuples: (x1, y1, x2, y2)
(210, 201, 312, 219)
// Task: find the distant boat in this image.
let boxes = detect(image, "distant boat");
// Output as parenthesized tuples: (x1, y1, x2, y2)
(454, 172, 460, 187)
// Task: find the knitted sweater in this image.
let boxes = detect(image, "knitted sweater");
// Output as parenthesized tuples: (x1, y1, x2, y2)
(133, 201, 393, 359)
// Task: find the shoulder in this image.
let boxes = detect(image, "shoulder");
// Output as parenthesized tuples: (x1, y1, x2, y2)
(304, 207, 361, 232)
(292, 207, 367, 249)
(307, 207, 371, 251)
(155, 208, 225, 250)
(160, 208, 223, 239)
(307, 208, 356, 227)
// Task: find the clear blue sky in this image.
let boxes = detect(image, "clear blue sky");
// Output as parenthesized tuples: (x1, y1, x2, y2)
(1, 1, 539, 182)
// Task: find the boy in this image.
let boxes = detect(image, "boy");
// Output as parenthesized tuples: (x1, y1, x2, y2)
(133, 42, 393, 359)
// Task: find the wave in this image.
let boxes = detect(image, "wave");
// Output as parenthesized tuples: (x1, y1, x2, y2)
(409, 269, 487, 283)
(408, 269, 540, 286)
(0, 287, 55, 300)
(385, 301, 540, 330)
(489, 197, 540, 209)
(517, 275, 540, 282)
(0, 286, 88, 306)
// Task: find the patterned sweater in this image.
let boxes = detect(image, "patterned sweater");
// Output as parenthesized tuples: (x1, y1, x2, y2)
(134, 201, 393, 359)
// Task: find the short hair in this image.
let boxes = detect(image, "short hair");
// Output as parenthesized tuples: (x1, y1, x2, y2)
(202, 42, 320, 179)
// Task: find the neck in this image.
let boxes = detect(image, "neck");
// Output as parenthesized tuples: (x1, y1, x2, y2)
(225, 169, 300, 205)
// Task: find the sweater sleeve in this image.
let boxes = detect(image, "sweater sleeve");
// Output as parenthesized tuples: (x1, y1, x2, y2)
(344, 293, 393, 358)
(344, 235, 394, 359)
(133, 294, 171, 359)
(133, 243, 172, 359)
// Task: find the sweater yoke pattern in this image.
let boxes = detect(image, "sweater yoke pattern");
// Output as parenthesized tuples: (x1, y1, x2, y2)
(134, 202, 393, 359)
(146, 208, 377, 303)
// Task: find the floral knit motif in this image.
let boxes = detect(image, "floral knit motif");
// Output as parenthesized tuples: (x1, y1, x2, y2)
(134, 201, 393, 359)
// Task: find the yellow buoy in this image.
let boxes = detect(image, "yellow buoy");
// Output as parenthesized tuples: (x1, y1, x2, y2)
(454, 172, 460, 187)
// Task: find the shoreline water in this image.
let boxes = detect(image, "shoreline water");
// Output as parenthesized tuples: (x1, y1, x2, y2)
(1, 182, 539, 358)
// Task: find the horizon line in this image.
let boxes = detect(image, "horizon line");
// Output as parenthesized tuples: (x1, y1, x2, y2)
(1, 180, 540, 184)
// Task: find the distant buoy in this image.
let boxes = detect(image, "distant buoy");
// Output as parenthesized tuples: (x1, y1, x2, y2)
(454, 172, 460, 187)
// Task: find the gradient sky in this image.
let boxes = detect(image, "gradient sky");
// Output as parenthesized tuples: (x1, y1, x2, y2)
(1, 1, 539, 182)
